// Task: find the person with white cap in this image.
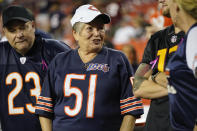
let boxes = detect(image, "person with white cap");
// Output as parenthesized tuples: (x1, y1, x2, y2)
(0, 5, 70, 131)
(35, 4, 143, 131)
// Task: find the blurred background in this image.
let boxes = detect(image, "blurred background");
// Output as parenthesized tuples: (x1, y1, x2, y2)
(0, 0, 172, 63)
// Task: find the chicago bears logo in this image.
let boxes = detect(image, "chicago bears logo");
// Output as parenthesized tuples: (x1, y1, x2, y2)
(88, 5, 99, 12)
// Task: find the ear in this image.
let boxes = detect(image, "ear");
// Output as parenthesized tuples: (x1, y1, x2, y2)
(172, 0, 180, 13)
(2, 27, 6, 34)
(31, 21, 36, 29)
(2, 27, 5, 33)
(30, 21, 36, 33)
(176, 4, 180, 12)
(72, 30, 79, 41)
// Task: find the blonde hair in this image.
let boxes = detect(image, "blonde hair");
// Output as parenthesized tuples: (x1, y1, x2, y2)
(175, 0, 197, 20)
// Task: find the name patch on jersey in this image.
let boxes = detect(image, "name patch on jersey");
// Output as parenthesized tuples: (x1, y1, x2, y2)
(86, 63, 110, 72)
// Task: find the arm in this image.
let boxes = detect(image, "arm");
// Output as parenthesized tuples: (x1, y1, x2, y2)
(35, 59, 56, 131)
(194, 119, 197, 131)
(118, 52, 143, 130)
(153, 72, 168, 87)
(194, 125, 197, 131)
(120, 115, 136, 131)
(186, 27, 197, 78)
(39, 116, 52, 131)
(133, 63, 168, 99)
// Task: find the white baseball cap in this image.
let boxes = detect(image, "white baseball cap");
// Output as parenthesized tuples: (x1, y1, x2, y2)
(71, 4, 110, 27)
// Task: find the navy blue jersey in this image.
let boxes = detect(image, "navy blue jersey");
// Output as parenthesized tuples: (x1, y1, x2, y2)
(167, 23, 197, 130)
(141, 25, 184, 131)
(35, 29, 52, 39)
(0, 36, 70, 131)
(35, 47, 143, 131)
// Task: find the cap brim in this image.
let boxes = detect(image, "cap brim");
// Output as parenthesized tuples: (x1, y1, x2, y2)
(4, 17, 30, 26)
(95, 14, 111, 24)
(71, 12, 111, 27)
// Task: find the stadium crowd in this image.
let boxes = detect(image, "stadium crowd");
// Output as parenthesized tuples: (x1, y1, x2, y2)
(0, 0, 165, 62)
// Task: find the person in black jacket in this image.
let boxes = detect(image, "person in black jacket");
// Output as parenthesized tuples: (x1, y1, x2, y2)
(133, 0, 184, 130)
(0, 5, 70, 131)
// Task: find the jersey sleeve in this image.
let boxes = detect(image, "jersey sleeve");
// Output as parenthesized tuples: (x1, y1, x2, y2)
(42, 38, 71, 66)
(119, 53, 144, 118)
(46, 39, 70, 55)
(142, 34, 158, 65)
(186, 26, 197, 78)
(35, 58, 56, 119)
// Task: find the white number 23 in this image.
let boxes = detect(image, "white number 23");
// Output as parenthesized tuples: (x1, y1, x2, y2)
(6, 72, 41, 115)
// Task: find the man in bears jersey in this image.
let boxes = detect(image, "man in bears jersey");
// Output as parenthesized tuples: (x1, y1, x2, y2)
(0, 5, 70, 131)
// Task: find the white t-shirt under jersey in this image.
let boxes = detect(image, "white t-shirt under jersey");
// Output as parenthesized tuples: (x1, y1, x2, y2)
(186, 25, 197, 78)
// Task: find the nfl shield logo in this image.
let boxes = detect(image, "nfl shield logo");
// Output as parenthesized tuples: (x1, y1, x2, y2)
(20, 57, 26, 64)
(171, 35, 177, 43)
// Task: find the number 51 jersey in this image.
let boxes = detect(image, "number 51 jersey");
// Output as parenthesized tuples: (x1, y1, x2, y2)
(0, 38, 70, 131)
(36, 47, 144, 131)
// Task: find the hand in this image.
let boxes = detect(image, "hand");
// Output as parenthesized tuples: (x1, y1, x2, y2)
(154, 72, 168, 88)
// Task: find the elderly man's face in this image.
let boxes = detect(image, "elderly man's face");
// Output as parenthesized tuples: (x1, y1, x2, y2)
(74, 18, 105, 53)
(3, 20, 35, 55)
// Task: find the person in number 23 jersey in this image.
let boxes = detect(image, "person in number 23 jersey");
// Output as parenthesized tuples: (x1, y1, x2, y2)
(0, 5, 70, 131)
(35, 4, 143, 131)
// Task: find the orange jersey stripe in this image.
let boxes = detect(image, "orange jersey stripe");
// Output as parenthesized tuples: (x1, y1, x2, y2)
(120, 101, 143, 109)
(37, 101, 53, 107)
(36, 106, 53, 113)
(38, 96, 52, 101)
(120, 97, 136, 103)
(121, 106, 143, 114)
